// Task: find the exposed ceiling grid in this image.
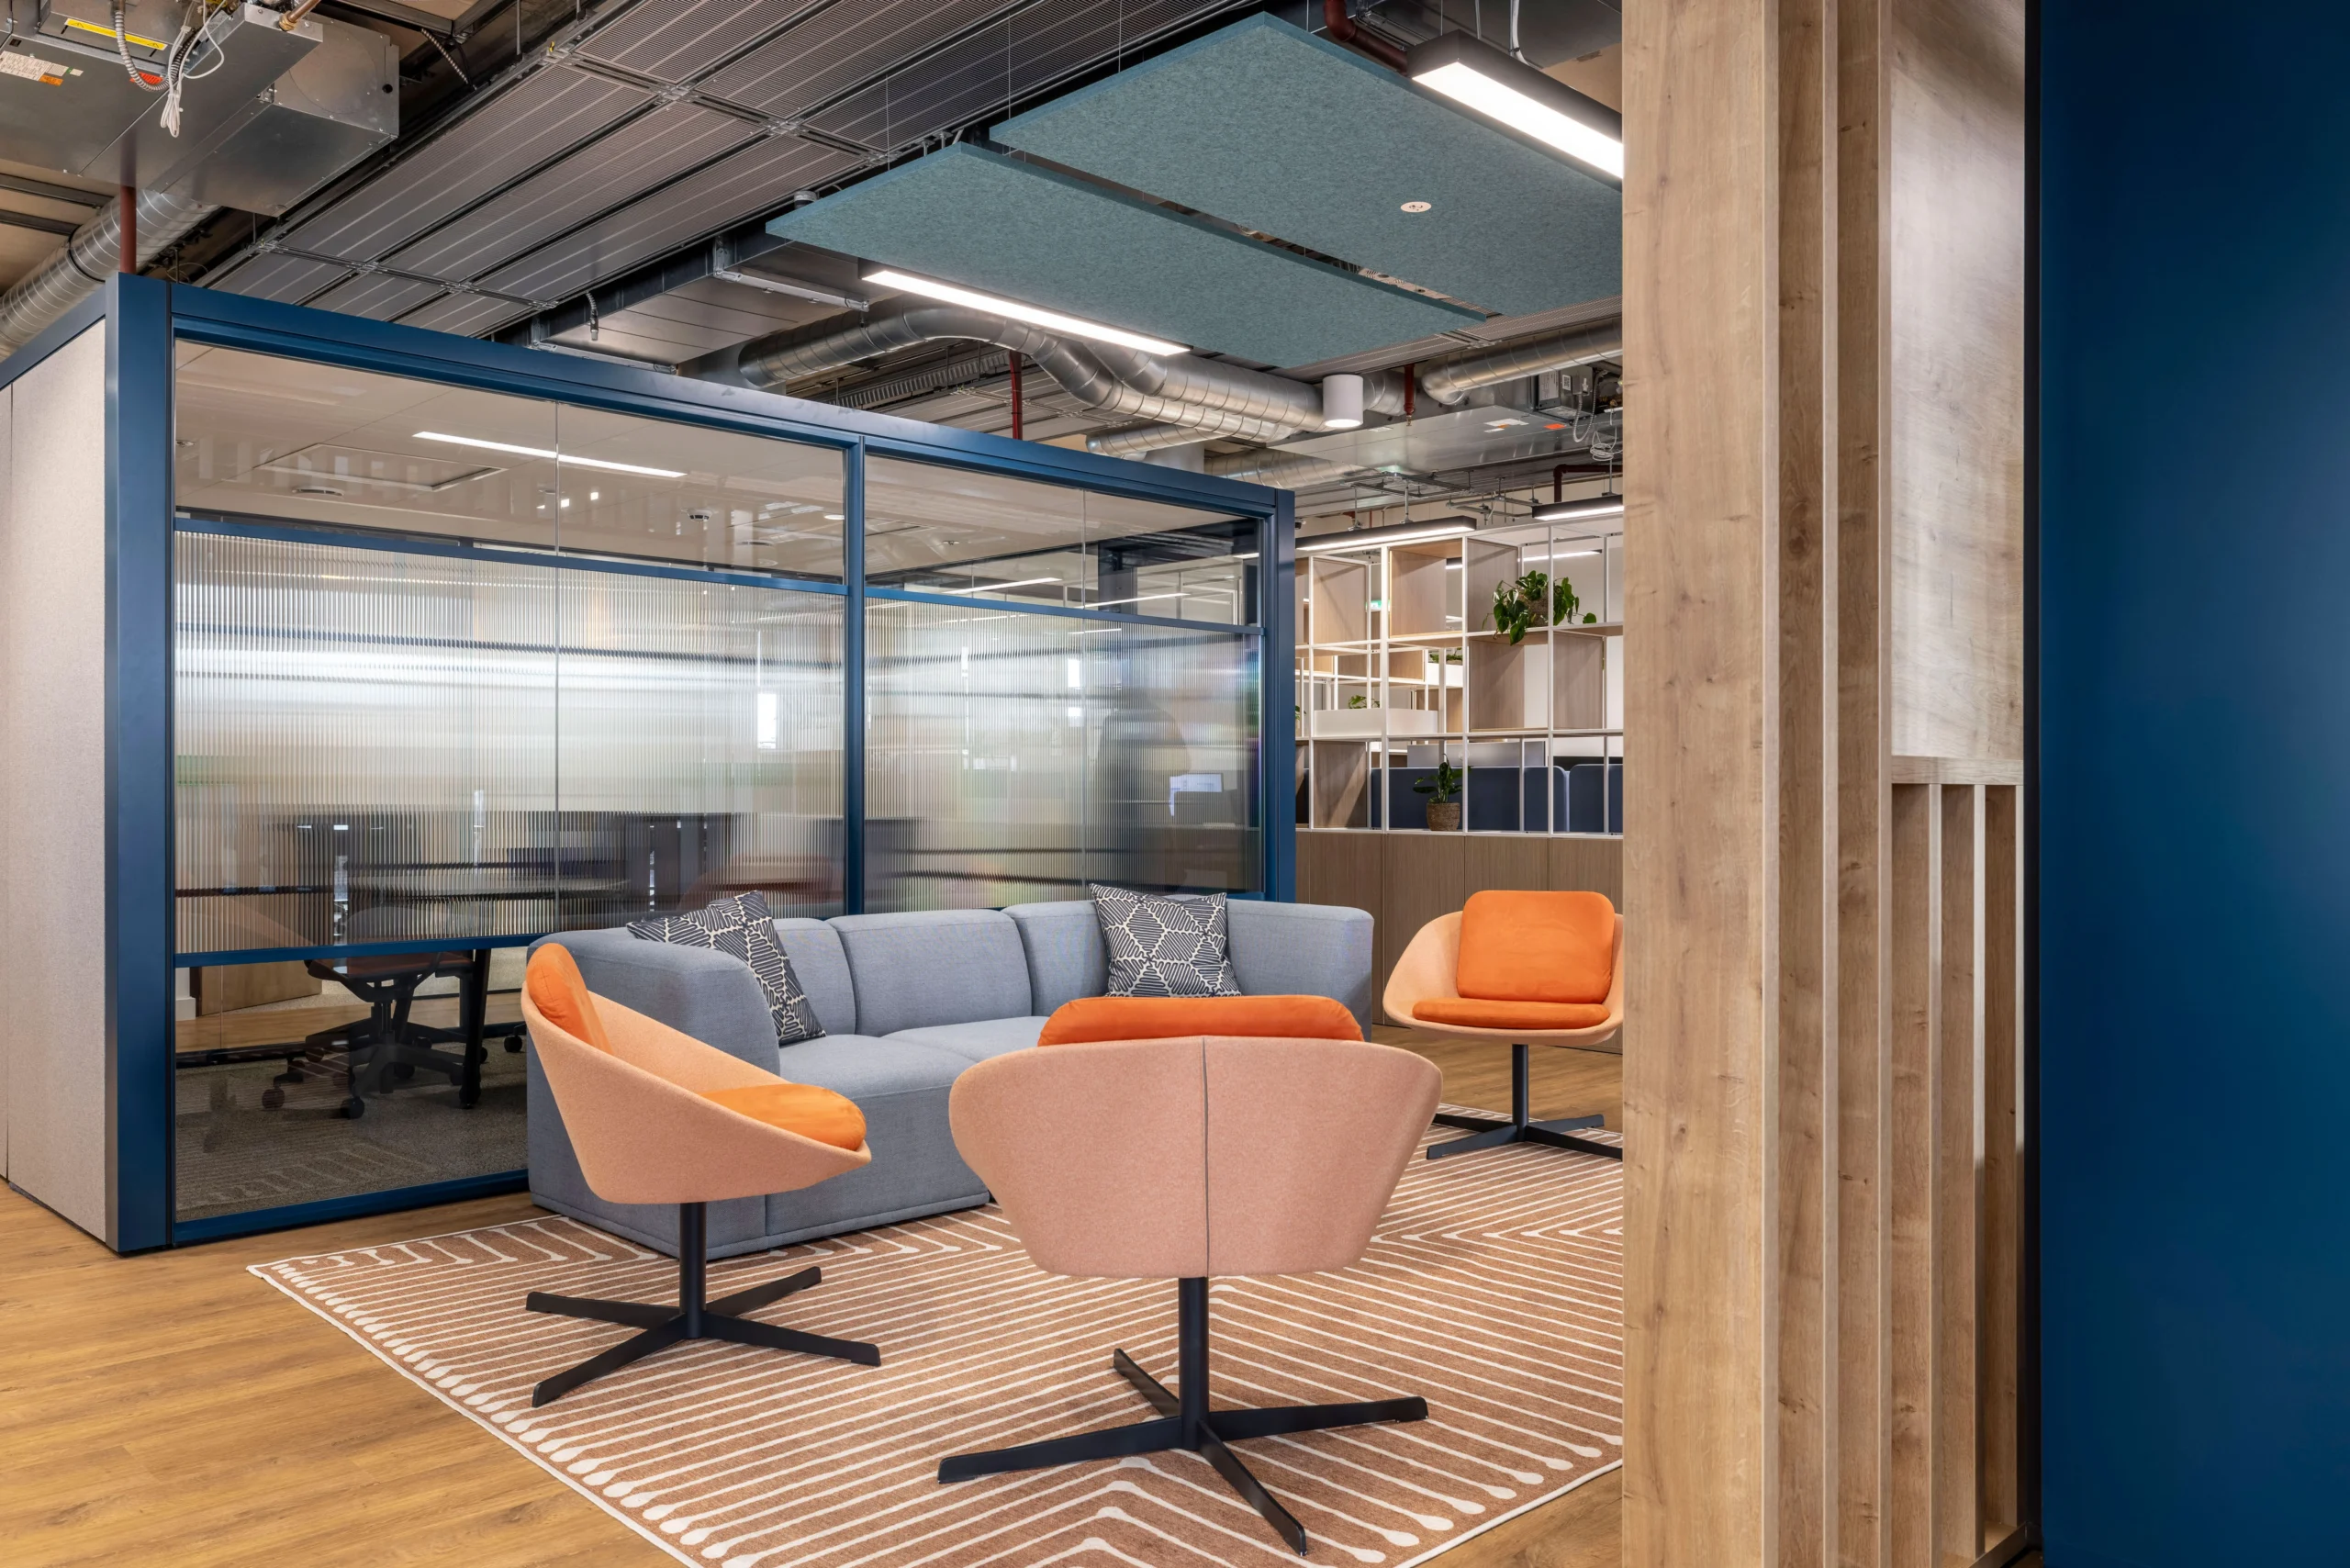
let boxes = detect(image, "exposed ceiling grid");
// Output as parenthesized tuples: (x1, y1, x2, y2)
(199, 0, 1259, 343)
(282, 71, 651, 263)
(576, 0, 830, 83)
(386, 105, 757, 281)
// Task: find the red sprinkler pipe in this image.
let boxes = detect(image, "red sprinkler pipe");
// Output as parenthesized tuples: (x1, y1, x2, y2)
(1325, 0, 1407, 70)
(1009, 352, 1024, 440)
(118, 186, 136, 274)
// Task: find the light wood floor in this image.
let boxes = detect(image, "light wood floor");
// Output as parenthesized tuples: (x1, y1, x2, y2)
(0, 1033, 1626, 1567)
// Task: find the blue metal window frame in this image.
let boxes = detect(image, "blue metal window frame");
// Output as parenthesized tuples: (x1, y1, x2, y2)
(54, 275, 1288, 1249)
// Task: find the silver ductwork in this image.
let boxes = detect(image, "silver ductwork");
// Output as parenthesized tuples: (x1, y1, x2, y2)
(707, 305, 1320, 445)
(1417, 319, 1623, 405)
(699, 301, 1623, 450)
(0, 189, 214, 353)
(1203, 449, 1371, 488)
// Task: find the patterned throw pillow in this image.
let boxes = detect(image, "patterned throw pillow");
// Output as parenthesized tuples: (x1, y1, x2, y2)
(1090, 884, 1243, 999)
(627, 890, 825, 1046)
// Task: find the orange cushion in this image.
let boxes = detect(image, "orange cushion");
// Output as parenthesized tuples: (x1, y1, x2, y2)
(1037, 994, 1363, 1047)
(699, 1083, 867, 1150)
(1414, 997, 1613, 1033)
(526, 944, 610, 1053)
(1453, 890, 1617, 1004)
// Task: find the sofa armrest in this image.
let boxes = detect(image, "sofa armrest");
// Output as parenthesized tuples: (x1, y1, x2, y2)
(529, 929, 780, 1071)
(1225, 901, 1375, 1027)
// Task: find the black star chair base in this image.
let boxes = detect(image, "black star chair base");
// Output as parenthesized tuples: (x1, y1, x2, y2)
(940, 1277, 1424, 1554)
(1427, 1041, 1623, 1161)
(526, 1201, 878, 1407)
(935, 1028, 1445, 1555)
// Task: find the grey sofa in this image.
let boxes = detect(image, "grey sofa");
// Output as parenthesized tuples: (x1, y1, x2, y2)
(527, 899, 1373, 1259)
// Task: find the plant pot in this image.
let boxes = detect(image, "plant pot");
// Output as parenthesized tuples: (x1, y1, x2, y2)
(1425, 801, 1461, 832)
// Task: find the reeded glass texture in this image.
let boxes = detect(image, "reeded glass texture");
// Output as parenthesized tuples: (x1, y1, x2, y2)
(174, 343, 845, 578)
(174, 533, 844, 956)
(867, 600, 1259, 912)
(864, 454, 1255, 622)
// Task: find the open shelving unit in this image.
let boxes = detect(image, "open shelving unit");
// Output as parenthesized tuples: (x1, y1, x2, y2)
(1295, 521, 1623, 834)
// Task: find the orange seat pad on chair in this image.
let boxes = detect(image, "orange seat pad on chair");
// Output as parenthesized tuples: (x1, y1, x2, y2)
(526, 944, 611, 1052)
(1413, 997, 1612, 1032)
(1038, 993, 1363, 1047)
(1454, 890, 1616, 1004)
(700, 1082, 868, 1150)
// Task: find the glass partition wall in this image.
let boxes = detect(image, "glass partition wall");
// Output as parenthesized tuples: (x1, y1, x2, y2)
(155, 323, 1278, 1241)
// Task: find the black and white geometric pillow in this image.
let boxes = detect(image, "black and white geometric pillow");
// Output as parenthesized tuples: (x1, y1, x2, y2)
(628, 890, 825, 1046)
(1090, 884, 1244, 999)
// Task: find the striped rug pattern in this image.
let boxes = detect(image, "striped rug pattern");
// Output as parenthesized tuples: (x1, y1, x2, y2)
(252, 1117, 1622, 1568)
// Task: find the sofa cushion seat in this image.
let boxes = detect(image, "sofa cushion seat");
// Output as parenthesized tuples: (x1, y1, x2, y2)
(744, 1036, 968, 1100)
(886, 1015, 1048, 1064)
(1037, 994, 1362, 1047)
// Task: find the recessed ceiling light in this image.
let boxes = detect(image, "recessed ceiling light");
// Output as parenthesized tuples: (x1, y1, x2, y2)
(412, 431, 685, 479)
(1408, 32, 1625, 184)
(824, 512, 845, 521)
(862, 268, 1189, 356)
(294, 484, 343, 497)
(1400, 200, 1433, 213)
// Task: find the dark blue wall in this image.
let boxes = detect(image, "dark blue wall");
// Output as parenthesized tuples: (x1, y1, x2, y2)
(2040, 6, 2350, 1565)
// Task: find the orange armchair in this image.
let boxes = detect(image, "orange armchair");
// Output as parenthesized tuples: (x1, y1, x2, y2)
(517, 945, 882, 1406)
(936, 1032, 1441, 1555)
(1382, 890, 1625, 1162)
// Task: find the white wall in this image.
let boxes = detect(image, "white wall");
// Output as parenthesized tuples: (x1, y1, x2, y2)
(1, 325, 112, 1238)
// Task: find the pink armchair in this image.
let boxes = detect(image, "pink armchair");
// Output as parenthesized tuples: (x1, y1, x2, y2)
(935, 1031, 1442, 1555)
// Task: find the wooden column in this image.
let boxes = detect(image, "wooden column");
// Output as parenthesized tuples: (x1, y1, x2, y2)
(1623, 0, 2025, 1562)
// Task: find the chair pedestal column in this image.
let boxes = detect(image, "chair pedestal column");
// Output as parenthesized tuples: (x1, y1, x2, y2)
(937, 1276, 1428, 1556)
(524, 1201, 878, 1407)
(1427, 1040, 1625, 1160)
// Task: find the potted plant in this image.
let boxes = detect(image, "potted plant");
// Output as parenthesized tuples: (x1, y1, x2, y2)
(1489, 568, 1546, 644)
(1414, 758, 1464, 831)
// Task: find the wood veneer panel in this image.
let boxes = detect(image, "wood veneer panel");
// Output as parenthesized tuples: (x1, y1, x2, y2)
(1550, 834, 1626, 906)
(1978, 785, 2022, 1544)
(1466, 832, 1552, 894)
(1621, 0, 1774, 1556)
(1296, 830, 1382, 924)
(1887, 783, 1936, 1567)
(1836, 2, 1895, 1560)
(1775, 0, 1838, 1557)
(1936, 785, 1981, 1562)
(1379, 833, 1467, 1017)
(1887, 0, 2026, 762)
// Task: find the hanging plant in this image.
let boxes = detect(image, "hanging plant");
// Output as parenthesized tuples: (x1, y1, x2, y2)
(1489, 568, 1550, 644)
(1552, 573, 1581, 627)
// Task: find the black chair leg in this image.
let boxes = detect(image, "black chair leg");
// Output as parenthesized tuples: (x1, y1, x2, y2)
(524, 1205, 879, 1407)
(1427, 1042, 1625, 1161)
(940, 1277, 1426, 1556)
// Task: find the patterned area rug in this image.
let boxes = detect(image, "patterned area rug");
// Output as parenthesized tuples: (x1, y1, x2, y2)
(252, 1115, 1622, 1568)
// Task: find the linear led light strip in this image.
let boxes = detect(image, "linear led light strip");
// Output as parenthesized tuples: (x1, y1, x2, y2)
(863, 269, 1189, 357)
(1296, 521, 1475, 554)
(413, 431, 685, 478)
(1407, 32, 1625, 184)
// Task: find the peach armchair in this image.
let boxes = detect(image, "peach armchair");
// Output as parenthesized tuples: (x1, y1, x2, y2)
(1382, 890, 1625, 1162)
(936, 1032, 1442, 1556)
(517, 945, 881, 1407)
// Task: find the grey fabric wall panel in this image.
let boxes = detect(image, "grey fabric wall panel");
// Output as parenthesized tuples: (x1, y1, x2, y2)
(1, 327, 112, 1240)
(282, 68, 649, 263)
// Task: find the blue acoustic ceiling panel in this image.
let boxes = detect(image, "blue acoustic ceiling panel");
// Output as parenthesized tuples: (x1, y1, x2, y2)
(994, 15, 1620, 318)
(767, 143, 1483, 366)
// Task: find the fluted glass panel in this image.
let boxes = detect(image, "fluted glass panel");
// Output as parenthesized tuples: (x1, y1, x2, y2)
(867, 601, 1259, 912)
(175, 532, 559, 956)
(175, 535, 845, 955)
(557, 573, 845, 927)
